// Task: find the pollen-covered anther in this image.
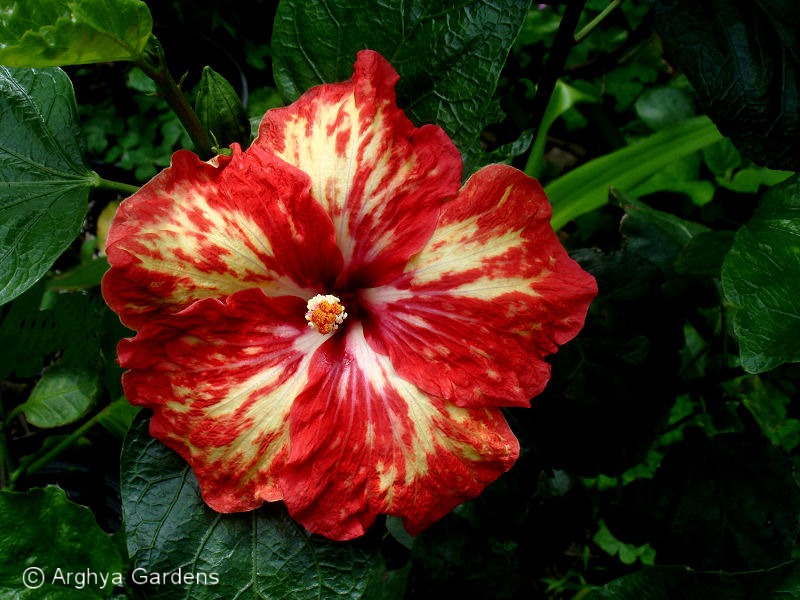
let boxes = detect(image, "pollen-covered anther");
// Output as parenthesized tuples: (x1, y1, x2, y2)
(305, 294, 347, 335)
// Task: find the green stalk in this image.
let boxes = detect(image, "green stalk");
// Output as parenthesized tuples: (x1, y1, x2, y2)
(547, 116, 723, 230)
(574, 0, 626, 44)
(136, 36, 214, 160)
(8, 408, 108, 486)
(528, 0, 589, 140)
(91, 175, 140, 196)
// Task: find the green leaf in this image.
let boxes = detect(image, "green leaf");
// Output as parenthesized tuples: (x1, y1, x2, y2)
(585, 560, 800, 600)
(639, 429, 800, 570)
(674, 231, 736, 278)
(546, 116, 722, 230)
(525, 79, 598, 179)
(722, 174, 800, 373)
(0, 486, 125, 599)
(121, 414, 379, 600)
(525, 249, 683, 476)
(97, 397, 140, 439)
(270, 0, 528, 174)
(702, 138, 742, 176)
(616, 190, 710, 272)
(635, 85, 697, 131)
(21, 364, 99, 427)
(0, 66, 96, 306)
(716, 165, 793, 194)
(593, 521, 655, 566)
(47, 256, 109, 291)
(0, 290, 107, 379)
(196, 66, 251, 149)
(655, 0, 800, 171)
(0, 0, 153, 67)
(735, 377, 800, 451)
(631, 155, 716, 207)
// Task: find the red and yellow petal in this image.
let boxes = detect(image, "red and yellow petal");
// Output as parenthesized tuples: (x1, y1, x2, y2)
(103, 145, 342, 329)
(255, 49, 462, 289)
(361, 164, 598, 408)
(278, 323, 519, 541)
(118, 288, 327, 511)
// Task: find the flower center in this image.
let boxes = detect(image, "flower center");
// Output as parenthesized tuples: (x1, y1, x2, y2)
(305, 294, 348, 335)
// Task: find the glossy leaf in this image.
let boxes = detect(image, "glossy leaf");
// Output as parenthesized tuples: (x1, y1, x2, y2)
(585, 560, 800, 600)
(121, 414, 379, 600)
(196, 66, 251, 149)
(722, 174, 800, 373)
(0, 0, 153, 67)
(21, 364, 99, 428)
(655, 0, 800, 171)
(270, 0, 528, 174)
(546, 116, 722, 230)
(0, 66, 96, 306)
(0, 486, 124, 599)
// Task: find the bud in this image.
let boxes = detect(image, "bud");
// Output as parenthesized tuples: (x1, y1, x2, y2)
(195, 66, 251, 149)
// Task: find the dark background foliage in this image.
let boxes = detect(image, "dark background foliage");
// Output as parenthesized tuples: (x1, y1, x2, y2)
(2, 0, 800, 599)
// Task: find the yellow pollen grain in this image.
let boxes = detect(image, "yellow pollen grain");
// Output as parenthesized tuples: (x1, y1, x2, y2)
(305, 294, 347, 335)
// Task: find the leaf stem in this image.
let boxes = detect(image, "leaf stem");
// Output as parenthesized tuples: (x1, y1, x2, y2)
(91, 175, 140, 195)
(574, 0, 625, 44)
(9, 408, 106, 484)
(528, 0, 588, 137)
(136, 36, 214, 160)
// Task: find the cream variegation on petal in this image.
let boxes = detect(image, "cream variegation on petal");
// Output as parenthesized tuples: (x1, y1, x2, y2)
(361, 164, 598, 408)
(118, 289, 327, 511)
(256, 50, 462, 289)
(103, 147, 342, 329)
(278, 323, 519, 540)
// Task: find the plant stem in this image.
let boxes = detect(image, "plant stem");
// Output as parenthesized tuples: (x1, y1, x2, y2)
(0, 394, 13, 488)
(574, 0, 625, 44)
(92, 175, 140, 195)
(528, 0, 588, 136)
(2, 403, 24, 429)
(136, 36, 214, 160)
(9, 410, 105, 485)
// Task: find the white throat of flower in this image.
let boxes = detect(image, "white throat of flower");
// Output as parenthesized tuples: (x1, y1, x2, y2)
(305, 294, 347, 335)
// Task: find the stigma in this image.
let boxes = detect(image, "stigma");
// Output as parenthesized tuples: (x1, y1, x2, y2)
(305, 294, 348, 335)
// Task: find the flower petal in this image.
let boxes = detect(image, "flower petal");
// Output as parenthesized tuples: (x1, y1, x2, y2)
(361, 164, 598, 408)
(103, 146, 342, 329)
(118, 288, 327, 511)
(279, 323, 519, 541)
(256, 49, 462, 289)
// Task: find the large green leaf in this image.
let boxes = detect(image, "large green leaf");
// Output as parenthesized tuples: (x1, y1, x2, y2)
(585, 560, 800, 600)
(0, 486, 125, 599)
(722, 174, 800, 373)
(121, 414, 379, 600)
(270, 0, 528, 174)
(0, 66, 96, 306)
(654, 0, 800, 171)
(0, 0, 152, 67)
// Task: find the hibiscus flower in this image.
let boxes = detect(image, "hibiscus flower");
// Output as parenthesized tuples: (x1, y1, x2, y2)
(102, 50, 597, 541)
